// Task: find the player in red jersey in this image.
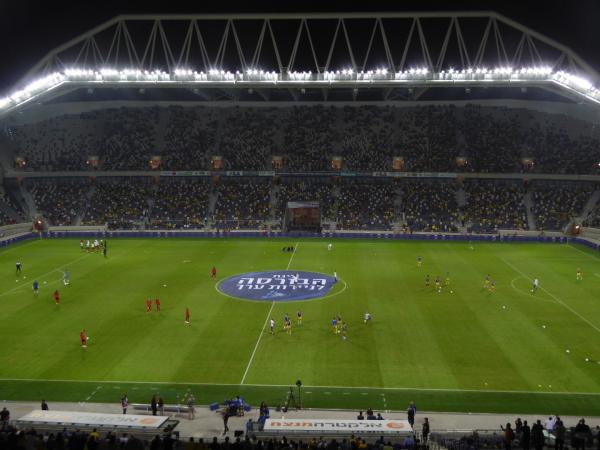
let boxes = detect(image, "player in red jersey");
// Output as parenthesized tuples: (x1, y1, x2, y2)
(211, 266, 217, 279)
(185, 307, 190, 324)
(146, 298, 152, 313)
(53, 290, 60, 305)
(155, 298, 161, 312)
(80, 330, 87, 348)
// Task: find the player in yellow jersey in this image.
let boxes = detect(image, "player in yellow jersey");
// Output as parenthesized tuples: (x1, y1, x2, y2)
(417, 256, 423, 267)
(483, 274, 491, 290)
(489, 280, 496, 293)
(576, 268, 583, 281)
(444, 272, 451, 287)
(297, 310, 303, 326)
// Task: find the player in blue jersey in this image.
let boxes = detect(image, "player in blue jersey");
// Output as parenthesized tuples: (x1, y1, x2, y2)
(331, 317, 337, 334)
(32, 280, 39, 295)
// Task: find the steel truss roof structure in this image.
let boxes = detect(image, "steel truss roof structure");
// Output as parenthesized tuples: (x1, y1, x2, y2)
(3, 12, 600, 112)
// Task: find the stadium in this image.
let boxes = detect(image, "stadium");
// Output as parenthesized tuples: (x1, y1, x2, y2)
(0, 3, 599, 449)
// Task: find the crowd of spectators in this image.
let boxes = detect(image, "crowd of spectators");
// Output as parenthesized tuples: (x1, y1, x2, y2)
(161, 106, 217, 171)
(8, 104, 600, 174)
(150, 180, 211, 229)
(212, 179, 271, 229)
(463, 181, 528, 233)
(400, 181, 458, 232)
(440, 416, 599, 450)
(219, 108, 280, 171)
(28, 179, 90, 226)
(531, 183, 594, 231)
(337, 181, 396, 230)
(83, 179, 152, 229)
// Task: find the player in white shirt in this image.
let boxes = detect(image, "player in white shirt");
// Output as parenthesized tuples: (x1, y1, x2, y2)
(86, 240, 91, 251)
(333, 271, 337, 283)
(94, 239, 99, 250)
(531, 277, 539, 293)
(327, 243, 332, 251)
(364, 312, 371, 324)
(269, 319, 275, 335)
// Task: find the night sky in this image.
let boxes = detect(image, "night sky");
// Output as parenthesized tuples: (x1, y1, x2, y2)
(0, 0, 598, 94)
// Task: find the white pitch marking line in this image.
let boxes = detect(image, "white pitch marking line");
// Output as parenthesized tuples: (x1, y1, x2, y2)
(1, 377, 600, 396)
(568, 243, 600, 261)
(501, 257, 600, 334)
(240, 243, 299, 385)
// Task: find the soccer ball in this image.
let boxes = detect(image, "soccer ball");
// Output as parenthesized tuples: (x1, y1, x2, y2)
(450, 290, 454, 294)
(87, 336, 90, 340)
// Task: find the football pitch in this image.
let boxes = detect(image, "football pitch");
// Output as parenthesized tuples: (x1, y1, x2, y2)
(0, 237, 599, 416)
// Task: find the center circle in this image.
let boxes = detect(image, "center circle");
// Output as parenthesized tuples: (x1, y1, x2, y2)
(217, 270, 338, 302)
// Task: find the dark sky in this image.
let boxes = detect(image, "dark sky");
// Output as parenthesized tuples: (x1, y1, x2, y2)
(0, 0, 598, 94)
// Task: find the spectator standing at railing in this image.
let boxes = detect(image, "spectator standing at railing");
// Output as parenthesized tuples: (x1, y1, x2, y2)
(158, 396, 164, 416)
(501, 423, 515, 450)
(532, 420, 545, 450)
(422, 417, 430, 444)
(41, 400, 48, 411)
(554, 419, 566, 450)
(151, 394, 158, 416)
(521, 420, 531, 450)
(407, 402, 416, 428)
(120, 394, 128, 415)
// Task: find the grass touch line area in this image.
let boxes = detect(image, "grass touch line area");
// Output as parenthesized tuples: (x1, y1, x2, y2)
(0, 238, 599, 416)
(1, 379, 600, 416)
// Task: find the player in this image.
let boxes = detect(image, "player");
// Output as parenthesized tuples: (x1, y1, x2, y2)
(331, 316, 337, 334)
(483, 274, 491, 290)
(333, 271, 338, 283)
(211, 266, 217, 279)
(327, 243, 332, 252)
(63, 270, 70, 286)
(417, 256, 423, 267)
(297, 310, 303, 326)
(15, 261, 22, 275)
(86, 240, 91, 252)
(80, 329, 87, 348)
(490, 280, 496, 293)
(185, 307, 190, 324)
(269, 318, 275, 335)
(531, 277, 539, 293)
(155, 298, 161, 312)
(576, 268, 583, 281)
(425, 274, 430, 287)
(53, 289, 60, 305)
(103, 244, 107, 258)
(341, 321, 348, 340)
(80, 240, 84, 251)
(336, 315, 342, 334)
(146, 298, 152, 313)
(468, 240, 474, 250)
(285, 317, 292, 335)
(94, 239, 99, 252)
(364, 311, 371, 324)
(32, 280, 39, 295)
(444, 272, 451, 287)
(434, 275, 442, 293)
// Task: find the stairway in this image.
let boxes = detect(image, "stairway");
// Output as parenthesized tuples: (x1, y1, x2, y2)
(523, 190, 536, 231)
(75, 185, 95, 226)
(579, 189, 600, 223)
(455, 186, 466, 207)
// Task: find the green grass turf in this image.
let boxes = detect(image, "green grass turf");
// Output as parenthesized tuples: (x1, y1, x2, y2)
(0, 237, 599, 416)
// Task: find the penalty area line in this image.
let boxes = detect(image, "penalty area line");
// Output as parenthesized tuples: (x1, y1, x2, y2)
(240, 242, 299, 385)
(501, 257, 600, 335)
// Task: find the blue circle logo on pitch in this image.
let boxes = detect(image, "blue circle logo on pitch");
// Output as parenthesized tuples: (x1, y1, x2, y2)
(218, 270, 337, 301)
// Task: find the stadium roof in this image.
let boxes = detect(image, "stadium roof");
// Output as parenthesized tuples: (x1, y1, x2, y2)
(2, 11, 600, 114)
